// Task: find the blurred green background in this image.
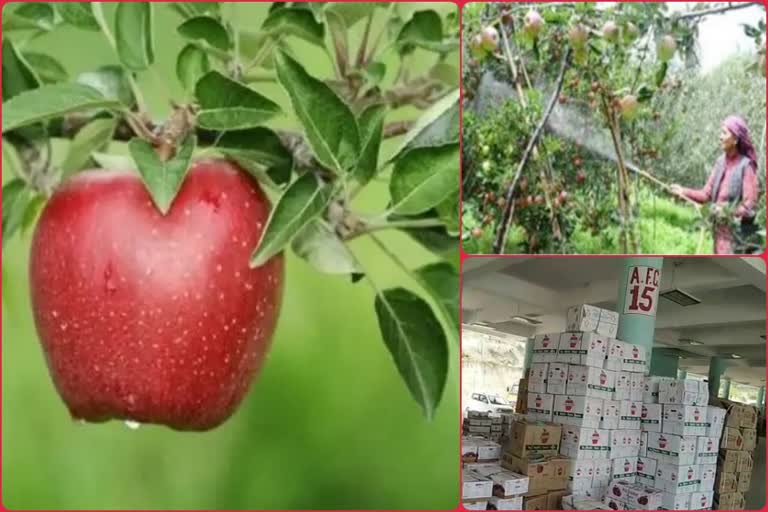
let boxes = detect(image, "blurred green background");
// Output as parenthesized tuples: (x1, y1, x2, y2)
(2, 3, 459, 509)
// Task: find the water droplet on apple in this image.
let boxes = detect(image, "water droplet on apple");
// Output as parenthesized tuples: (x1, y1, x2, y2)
(124, 420, 141, 430)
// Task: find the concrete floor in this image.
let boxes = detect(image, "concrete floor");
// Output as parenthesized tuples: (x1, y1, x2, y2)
(745, 436, 765, 510)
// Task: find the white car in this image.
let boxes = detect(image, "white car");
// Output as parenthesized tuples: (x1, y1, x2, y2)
(466, 392, 515, 415)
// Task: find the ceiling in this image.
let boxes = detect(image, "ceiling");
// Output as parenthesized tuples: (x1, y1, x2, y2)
(462, 257, 766, 387)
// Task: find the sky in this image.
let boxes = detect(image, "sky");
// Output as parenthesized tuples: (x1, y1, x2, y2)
(668, 2, 766, 73)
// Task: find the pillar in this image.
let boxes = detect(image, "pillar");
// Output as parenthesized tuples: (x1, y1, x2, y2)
(757, 386, 765, 411)
(650, 349, 679, 377)
(721, 378, 731, 399)
(616, 257, 664, 354)
(708, 357, 729, 397)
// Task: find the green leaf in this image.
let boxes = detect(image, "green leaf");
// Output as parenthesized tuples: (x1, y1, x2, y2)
(390, 143, 458, 215)
(195, 71, 281, 130)
(2, 83, 122, 133)
(57, 2, 99, 30)
(392, 89, 459, 159)
(3, 126, 51, 180)
(77, 66, 135, 106)
(168, 2, 220, 19)
(115, 2, 155, 71)
(429, 62, 459, 88)
(435, 194, 458, 235)
(416, 262, 459, 331)
(261, 7, 325, 47)
(178, 16, 231, 51)
(274, 50, 360, 173)
(61, 117, 117, 179)
(129, 135, 196, 214)
(176, 44, 210, 92)
(21, 194, 45, 234)
(92, 152, 135, 171)
(354, 104, 386, 185)
(22, 52, 68, 84)
(215, 127, 294, 186)
(324, 3, 385, 27)
(3, 3, 57, 32)
(250, 172, 333, 267)
(2, 179, 30, 249)
(397, 10, 443, 49)
(291, 219, 362, 275)
(364, 61, 386, 87)
(2, 40, 40, 101)
(374, 287, 448, 420)
(655, 61, 668, 87)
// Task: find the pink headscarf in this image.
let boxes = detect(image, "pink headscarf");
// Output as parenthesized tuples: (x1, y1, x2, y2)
(723, 115, 758, 168)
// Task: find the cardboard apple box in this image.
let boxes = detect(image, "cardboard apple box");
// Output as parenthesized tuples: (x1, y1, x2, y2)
(604, 339, 625, 372)
(557, 332, 585, 365)
(646, 432, 696, 465)
(697, 464, 716, 492)
(639, 431, 647, 457)
(546, 363, 569, 395)
(567, 459, 594, 492)
(526, 393, 554, 423)
(660, 491, 690, 510)
(566, 304, 619, 337)
(507, 420, 561, 458)
(626, 484, 664, 510)
(528, 362, 549, 393)
(642, 376, 673, 403)
(618, 400, 642, 430)
(600, 399, 620, 430)
(612, 372, 631, 401)
(621, 343, 648, 373)
(718, 449, 739, 473)
(566, 365, 615, 400)
(561, 427, 611, 460)
(490, 470, 530, 497)
(687, 491, 714, 510)
(558, 331, 609, 367)
(522, 493, 548, 510)
(714, 471, 736, 493)
(477, 439, 502, 461)
(605, 479, 633, 502)
(462, 436, 480, 462)
(462, 499, 488, 510)
(592, 459, 613, 488)
(705, 406, 726, 439)
(610, 457, 637, 483)
(549, 456, 571, 491)
(553, 395, 603, 428)
(464, 462, 503, 477)
(462, 469, 493, 499)
(736, 469, 752, 493)
(740, 427, 757, 451)
(546, 489, 570, 509)
(655, 463, 700, 493)
(465, 417, 493, 427)
(602, 496, 629, 510)
(636, 456, 657, 487)
(661, 404, 708, 436)
(659, 378, 706, 406)
(640, 403, 662, 433)
(736, 450, 753, 473)
(531, 333, 559, 363)
(488, 495, 523, 510)
(713, 491, 744, 510)
(629, 373, 644, 401)
(720, 427, 743, 450)
(693, 436, 718, 465)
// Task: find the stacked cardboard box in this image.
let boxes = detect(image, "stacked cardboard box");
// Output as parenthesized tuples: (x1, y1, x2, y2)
(637, 377, 720, 510)
(496, 420, 573, 509)
(463, 410, 505, 444)
(462, 420, 530, 510)
(712, 399, 758, 510)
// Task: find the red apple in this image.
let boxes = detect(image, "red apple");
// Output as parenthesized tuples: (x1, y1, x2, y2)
(29, 159, 284, 431)
(602, 21, 619, 43)
(658, 35, 677, 62)
(619, 94, 639, 120)
(480, 26, 499, 51)
(470, 34, 486, 59)
(523, 10, 544, 38)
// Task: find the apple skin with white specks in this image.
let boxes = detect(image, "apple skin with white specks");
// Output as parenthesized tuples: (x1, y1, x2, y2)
(29, 159, 284, 431)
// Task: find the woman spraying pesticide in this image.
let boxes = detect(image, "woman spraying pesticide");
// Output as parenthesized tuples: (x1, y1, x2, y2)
(671, 115, 760, 254)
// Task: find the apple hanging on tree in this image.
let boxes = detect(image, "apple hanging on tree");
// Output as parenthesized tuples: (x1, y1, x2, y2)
(480, 26, 499, 51)
(658, 35, 677, 62)
(523, 10, 544, 38)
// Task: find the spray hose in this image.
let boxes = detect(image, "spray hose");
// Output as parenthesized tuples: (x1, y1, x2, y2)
(624, 163, 702, 209)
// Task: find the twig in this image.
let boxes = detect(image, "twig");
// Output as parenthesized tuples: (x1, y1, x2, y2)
(356, 11, 374, 68)
(498, 22, 562, 241)
(492, 48, 571, 254)
(383, 120, 413, 139)
(678, 2, 760, 20)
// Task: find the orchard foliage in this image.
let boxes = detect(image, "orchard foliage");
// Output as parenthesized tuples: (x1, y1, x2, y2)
(1, 2, 460, 420)
(462, 2, 766, 254)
